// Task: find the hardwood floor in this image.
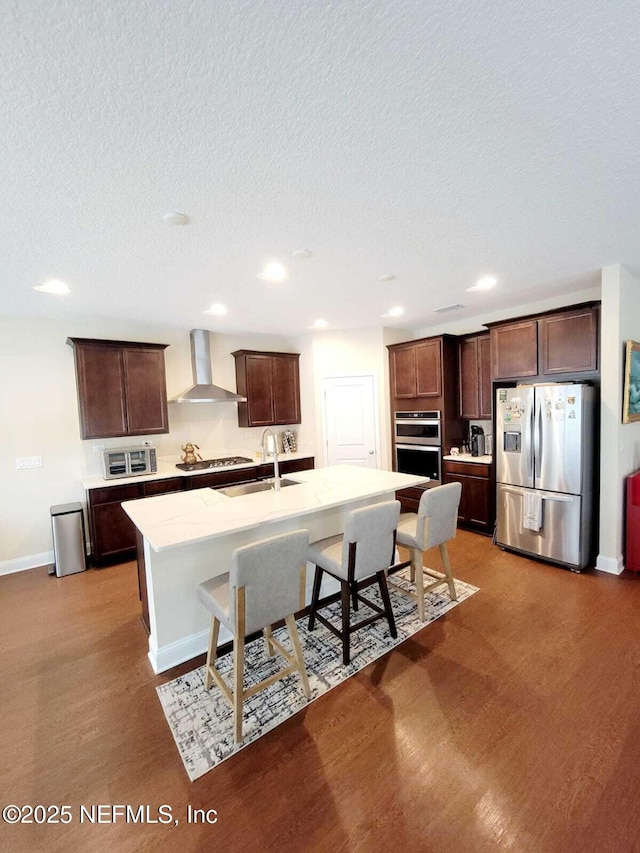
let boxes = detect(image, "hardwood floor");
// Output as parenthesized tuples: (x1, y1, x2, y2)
(2, 533, 640, 852)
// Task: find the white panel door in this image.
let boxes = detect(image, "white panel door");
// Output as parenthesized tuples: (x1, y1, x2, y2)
(323, 375, 378, 468)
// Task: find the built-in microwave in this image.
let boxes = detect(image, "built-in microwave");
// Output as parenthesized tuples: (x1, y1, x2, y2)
(395, 444, 441, 485)
(103, 446, 157, 479)
(394, 411, 441, 445)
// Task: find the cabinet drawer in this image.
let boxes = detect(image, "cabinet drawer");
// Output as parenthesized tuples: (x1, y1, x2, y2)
(143, 477, 185, 496)
(279, 457, 314, 475)
(187, 467, 258, 490)
(443, 461, 490, 478)
(89, 484, 143, 506)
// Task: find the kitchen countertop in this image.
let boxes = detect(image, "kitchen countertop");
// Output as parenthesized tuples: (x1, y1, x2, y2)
(442, 453, 492, 465)
(81, 451, 314, 490)
(123, 464, 429, 552)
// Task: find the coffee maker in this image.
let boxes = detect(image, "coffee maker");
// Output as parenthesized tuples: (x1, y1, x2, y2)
(470, 424, 486, 457)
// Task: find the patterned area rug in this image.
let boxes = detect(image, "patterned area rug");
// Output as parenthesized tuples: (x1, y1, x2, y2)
(157, 571, 479, 781)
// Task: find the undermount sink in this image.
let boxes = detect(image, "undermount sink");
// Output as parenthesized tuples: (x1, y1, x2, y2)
(217, 478, 299, 498)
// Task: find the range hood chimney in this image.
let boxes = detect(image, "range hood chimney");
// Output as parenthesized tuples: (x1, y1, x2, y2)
(170, 329, 246, 403)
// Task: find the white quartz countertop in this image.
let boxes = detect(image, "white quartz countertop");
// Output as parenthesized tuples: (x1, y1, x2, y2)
(81, 452, 314, 490)
(442, 453, 493, 465)
(122, 465, 429, 552)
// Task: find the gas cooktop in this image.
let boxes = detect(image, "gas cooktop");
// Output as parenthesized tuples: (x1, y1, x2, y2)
(175, 456, 253, 472)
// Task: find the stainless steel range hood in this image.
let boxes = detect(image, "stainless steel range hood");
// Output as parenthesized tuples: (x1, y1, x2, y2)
(170, 329, 246, 403)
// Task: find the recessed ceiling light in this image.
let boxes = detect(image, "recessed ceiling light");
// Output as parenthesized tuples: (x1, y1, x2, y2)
(33, 279, 71, 295)
(257, 261, 287, 282)
(381, 305, 405, 318)
(291, 249, 313, 259)
(466, 275, 497, 293)
(379, 273, 396, 282)
(202, 303, 227, 316)
(312, 319, 328, 328)
(163, 212, 189, 226)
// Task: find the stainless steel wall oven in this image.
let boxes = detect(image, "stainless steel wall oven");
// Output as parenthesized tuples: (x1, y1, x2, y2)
(394, 411, 441, 484)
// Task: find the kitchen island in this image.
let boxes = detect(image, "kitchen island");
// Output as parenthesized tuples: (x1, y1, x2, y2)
(123, 465, 429, 673)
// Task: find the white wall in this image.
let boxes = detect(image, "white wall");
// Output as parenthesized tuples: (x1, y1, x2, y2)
(410, 285, 602, 339)
(597, 265, 640, 573)
(0, 315, 312, 571)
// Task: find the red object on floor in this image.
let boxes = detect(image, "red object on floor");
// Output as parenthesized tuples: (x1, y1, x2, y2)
(626, 470, 640, 572)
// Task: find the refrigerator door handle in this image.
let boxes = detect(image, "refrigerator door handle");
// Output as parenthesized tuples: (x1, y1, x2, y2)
(501, 485, 524, 496)
(533, 400, 542, 481)
(542, 494, 573, 503)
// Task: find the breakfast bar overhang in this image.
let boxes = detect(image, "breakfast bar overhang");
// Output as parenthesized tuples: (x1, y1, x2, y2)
(123, 465, 428, 673)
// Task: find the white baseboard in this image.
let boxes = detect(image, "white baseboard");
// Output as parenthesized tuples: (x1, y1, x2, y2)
(149, 626, 232, 675)
(0, 551, 54, 577)
(595, 553, 625, 575)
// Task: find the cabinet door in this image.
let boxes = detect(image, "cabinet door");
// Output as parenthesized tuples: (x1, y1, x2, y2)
(74, 344, 128, 438)
(245, 355, 275, 425)
(123, 347, 169, 435)
(91, 502, 137, 562)
(273, 355, 301, 424)
(490, 320, 538, 379)
(390, 347, 417, 398)
(415, 340, 442, 396)
(478, 335, 492, 419)
(539, 307, 598, 374)
(443, 473, 469, 522)
(458, 337, 480, 419)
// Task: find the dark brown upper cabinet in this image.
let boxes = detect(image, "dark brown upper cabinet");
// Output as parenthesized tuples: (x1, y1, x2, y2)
(233, 350, 301, 427)
(390, 339, 442, 398)
(458, 333, 492, 419)
(488, 303, 599, 382)
(490, 319, 539, 380)
(68, 338, 169, 439)
(539, 306, 599, 375)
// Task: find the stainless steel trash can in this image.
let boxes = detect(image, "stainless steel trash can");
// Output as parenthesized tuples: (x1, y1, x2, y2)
(50, 502, 87, 577)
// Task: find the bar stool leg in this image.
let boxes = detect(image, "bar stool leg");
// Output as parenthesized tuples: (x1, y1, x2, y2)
(204, 617, 220, 690)
(340, 581, 351, 665)
(233, 589, 246, 744)
(440, 542, 457, 600)
(285, 615, 311, 700)
(263, 625, 275, 657)
(414, 548, 426, 622)
(377, 570, 397, 638)
(308, 565, 323, 631)
(351, 583, 359, 612)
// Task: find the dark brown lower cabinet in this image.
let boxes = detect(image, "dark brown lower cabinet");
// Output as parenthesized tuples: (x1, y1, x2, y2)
(88, 477, 186, 566)
(442, 460, 494, 534)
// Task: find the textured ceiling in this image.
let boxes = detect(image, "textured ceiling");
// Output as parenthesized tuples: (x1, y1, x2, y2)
(1, 0, 638, 335)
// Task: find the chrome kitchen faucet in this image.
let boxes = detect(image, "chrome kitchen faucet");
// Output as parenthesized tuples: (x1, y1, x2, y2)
(261, 429, 281, 491)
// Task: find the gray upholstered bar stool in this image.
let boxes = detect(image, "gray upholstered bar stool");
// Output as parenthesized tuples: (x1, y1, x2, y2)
(391, 482, 462, 621)
(197, 530, 311, 744)
(307, 500, 401, 665)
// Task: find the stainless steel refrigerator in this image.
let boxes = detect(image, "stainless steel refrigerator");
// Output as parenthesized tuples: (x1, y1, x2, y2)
(495, 383, 595, 571)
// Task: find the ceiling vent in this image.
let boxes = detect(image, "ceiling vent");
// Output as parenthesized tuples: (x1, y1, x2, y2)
(432, 303, 464, 313)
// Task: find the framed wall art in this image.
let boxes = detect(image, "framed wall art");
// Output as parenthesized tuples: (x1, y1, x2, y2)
(622, 339, 640, 423)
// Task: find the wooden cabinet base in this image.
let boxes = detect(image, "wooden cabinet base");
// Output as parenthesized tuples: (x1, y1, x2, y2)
(442, 460, 494, 534)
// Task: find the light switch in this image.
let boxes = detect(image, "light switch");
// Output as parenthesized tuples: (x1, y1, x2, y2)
(16, 456, 43, 469)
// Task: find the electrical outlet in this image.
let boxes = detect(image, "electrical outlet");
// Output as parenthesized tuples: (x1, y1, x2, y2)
(92, 444, 106, 453)
(16, 456, 43, 469)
